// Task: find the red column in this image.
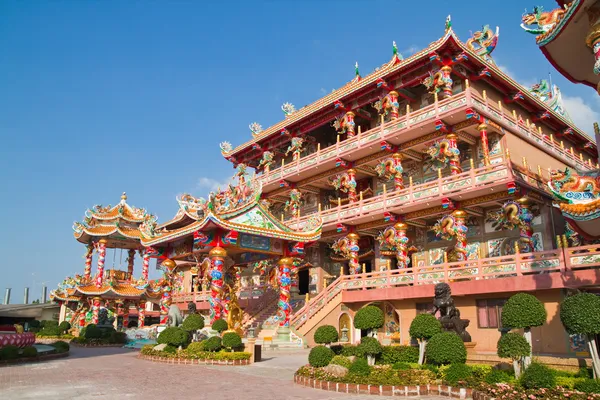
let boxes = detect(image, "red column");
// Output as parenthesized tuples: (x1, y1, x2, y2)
(138, 301, 146, 328)
(122, 301, 130, 329)
(127, 249, 135, 279)
(345, 111, 356, 137)
(209, 247, 227, 324)
(95, 239, 108, 288)
(277, 257, 293, 328)
(478, 123, 490, 166)
(347, 233, 361, 274)
(394, 223, 410, 268)
(392, 153, 404, 190)
(141, 248, 150, 280)
(91, 297, 101, 324)
(388, 91, 399, 119)
(446, 133, 462, 175)
(347, 168, 358, 203)
(84, 244, 93, 280)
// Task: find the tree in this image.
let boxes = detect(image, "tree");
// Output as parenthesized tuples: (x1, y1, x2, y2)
(222, 332, 242, 352)
(314, 325, 339, 346)
(182, 314, 204, 332)
(353, 305, 384, 337)
(409, 313, 442, 364)
(211, 319, 228, 333)
(497, 332, 531, 378)
(425, 332, 467, 365)
(358, 336, 382, 366)
(560, 292, 600, 379)
(501, 293, 546, 368)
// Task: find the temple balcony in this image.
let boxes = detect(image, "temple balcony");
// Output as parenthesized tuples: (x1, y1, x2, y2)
(291, 244, 600, 333)
(257, 87, 593, 195)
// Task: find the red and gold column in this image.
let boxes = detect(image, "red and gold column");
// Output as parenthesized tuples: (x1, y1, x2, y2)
(345, 111, 356, 137)
(141, 248, 150, 281)
(517, 197, 534, 253)
(122, 301, 130, 329)
(277, 257, 293, 328)
(347, 232, 361, 274)
(392, 153, 404, 190)
(84, 244, 94, 280)
(95, 239, 107, 288)
(477, 123, 490, 166)
(208, 247, 227, 324)
(446, 133, 462, 175)
(347, 168, 358, 203)
(127, 249, 135, 279)
(394, 222, 410, 269)
(160, 259, 176, 325)
(138, 300, 146, 328)
(91, 296, 102, 324)
(452, 210, 468, 261)
(440, 65, 453, 99)
(388, 91, 400, 119)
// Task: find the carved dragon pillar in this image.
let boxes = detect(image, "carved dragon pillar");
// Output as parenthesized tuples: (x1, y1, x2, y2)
(517, 197, 534, 253)
(138, 300, 146, 328)
(141, 248, 150, 281)
(209, 246, 227, 323)
(394, 222, 410, 268)
(127, 249, 135, 279)
(440, 65, 453, 99)
(347, 232, 361, 274)
(159, 259, 176, 326)
(477, 123, 491, 166)
(94, 239, 107, 288)
(122, 300, 130, 329)
(330, 169, 358, 203)
(91, 296, 102, 324)
(84, 244, 93, 281)
(452, 210, 468, 261)
(446, 133, 462, 175)
(344, 111, 356, 137)
(376, 153, 404, 191)
(277, 257, 293, 329)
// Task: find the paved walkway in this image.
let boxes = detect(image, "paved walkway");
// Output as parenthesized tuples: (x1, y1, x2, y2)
(0, 347, 446, 399)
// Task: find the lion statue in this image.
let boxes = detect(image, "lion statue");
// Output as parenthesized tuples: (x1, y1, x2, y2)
(431, 283, 471, 342)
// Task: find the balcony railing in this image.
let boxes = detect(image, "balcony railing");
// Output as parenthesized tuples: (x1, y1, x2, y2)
(290, 244, 600, 330)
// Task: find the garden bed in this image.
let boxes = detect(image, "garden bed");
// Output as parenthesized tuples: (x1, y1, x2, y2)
(0, 351, 69, 367)
(138, 353, 250, 365)
(35, 337, 74, 344)
(70, 342, 125, 348)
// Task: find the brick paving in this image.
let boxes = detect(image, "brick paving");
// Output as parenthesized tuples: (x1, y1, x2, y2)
(0, 347, 447, 399)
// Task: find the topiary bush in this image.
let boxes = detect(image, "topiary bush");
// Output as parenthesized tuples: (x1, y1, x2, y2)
(222, 332, 242, 351)
(203, 336, 222, 352)
(340, 344, 363, 358)
(314, 325, 339, 345)
(52, 341, 70, 353)
(83, 324, 102, 340)
(426, 332, 466, 365)
(308, 345, 334, 367)
(0, 345, 20, 360)
(358, 337, 382, 366)
(501, 293, 547, 329)
(348, 357, 372, 376)
(182, 314, 205, 332)
(574, 379, 600, 394)
(520, 363, 556, 389)
(379, 345, 419, 365)
(497, 332, 531, 378)
(212, 319, 228, 333)
(485, 369, 513, 384)
(409, 313, 442, 364)
(330, 355, 352, 368)
(186, 341, 205, 355)
(163, 345, 177, 354)
(443, 363, 472, 386)
(157, 327, 190, 348)
(392, 362, 412, 370)
(41, 320, 58, 329)
(353, 306, 384, 335)
(58, 321, 71, 334)
(22, 346, 38, 358)
(38, 326, 62, 337)
(109, 331, 127, 344)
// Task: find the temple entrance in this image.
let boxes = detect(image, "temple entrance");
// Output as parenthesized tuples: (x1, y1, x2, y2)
(298, 269, 309, 295)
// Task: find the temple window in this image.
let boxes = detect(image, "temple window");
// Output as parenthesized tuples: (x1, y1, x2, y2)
(476, 298, 507, 329)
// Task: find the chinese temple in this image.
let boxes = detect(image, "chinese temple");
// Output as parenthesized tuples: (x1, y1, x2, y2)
(53, 16, 600, 358)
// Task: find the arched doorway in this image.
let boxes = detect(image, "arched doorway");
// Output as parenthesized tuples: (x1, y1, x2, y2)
(338, 312, 352, 344)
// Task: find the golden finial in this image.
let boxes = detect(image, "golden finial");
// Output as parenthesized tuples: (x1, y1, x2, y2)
(121, 192, 127, 201)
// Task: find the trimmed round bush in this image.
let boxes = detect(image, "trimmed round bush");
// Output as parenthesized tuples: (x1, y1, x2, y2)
(485, 369, 513, 384)
(574, 379, 600, 394)
(0, 345, 20, 360)
(109, 331, 127, 344)
(22, 346, 38, 358)
(314, 325, 338, 345)
(358, 337, 382, 357)
(212, 319, 228, 333)
(308, 345, 335, 367)
(444, 363, 471, 386)
(426, 332, 466, 365)
(348, 357, 372, 376)
(330, 355, 352, 368)
(38, 326, 62, 337)
(354, 306, 384, 332)
(501, 293, 547, 329)
(497, 332, 530, 361)
(379, 345, 419, 364)
(28, 320, 41, 329)
(560, 292, 600, 335)
(157, 327, 190, 348)
(52, 341, 70, 353)
(520, 363, 556, 389)
(222, 332, 242, 351)
(163, 345, 177, 354)
(182, 314, 205, 332)
(409, 314, 442, 340)
(392, 362, 412, 370)
(41, 320, 58, 329)
(186, 341, 205, 353)
(203, 336, 222, 352)
(100, 326, 116, 339)
(58, 321, 71, 333)
(83, 324, 102, 340)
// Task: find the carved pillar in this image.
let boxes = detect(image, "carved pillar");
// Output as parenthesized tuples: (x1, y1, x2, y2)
(209, 247, 227, 324)
(141, 248, 150, 281)
(160, 259, 176, 326)
(440, 65, 453, 99)
(122, 301, 130, 329)
(446, 133, 462, 175)
(127, 249, 135, 279)
(277, 257, 293, 328)
(388, 91, 400, 119)
(95, 239, 107, 288)
(452, 210, 468, 261)
(394, 222, 410, 268)
(347, 168, 358, 203)
(91, 296, 102, 324)
(517, 197, 534, 253)
(115, 300, 123, 329)
(392, 153, 404, 190)
(78, 306, 87, 327)
(345, 111, 356, 137)
(477, 123, 491, 166)
(138, 300, 146, 328)
(347, 232, 361, 274)
(83, 244, 94, 281)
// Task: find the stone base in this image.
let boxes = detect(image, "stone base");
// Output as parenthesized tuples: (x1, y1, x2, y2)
(275, 327, 291, 342)
(464, 342, 477, 354)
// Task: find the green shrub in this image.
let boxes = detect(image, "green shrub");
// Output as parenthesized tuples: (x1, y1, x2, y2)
(41, 320, 58, 329)
(38, 326, 62, 337)
(186, 341, 205, 354)
(330, 344, 343, 355)
(203, 336, 222, 352)
(497, 332, 531, 361)
(28, 320, 41, 329)
(501, 293, 547, 330)
(358, 337, 382, 357)
(443, 363, 471, 386)
(426, 332, 466, 365)
(83, 324, 102, 340)
(0, 345, 20, 360)
(469, 364, 493, 382)
(308, 345, 334, 367)
(576, 366, 593, 379)
(560, 293, 600, 336)
(100, 327, 116, 339)
(109, 331, 127, 344)
(379, 345, 419, 365)
(163, 345, 177, 354)
(157, 327, 190, 348)
(485, 369, 513, 384)
(392, 362, 412, 370)
(314, 325, 338, 345)
(52, 341, 70, 353)
(397, 368, 437, 385)
(182, 314, 205, 332)
(520, 363, 556, 389)
(58, 321, 71, 333)
(211, 319, 228, 333)
(222, 332, 242, 351)
(348, 357, 372, 376)
(330, 355, 352, 368)
(555, 376, 584, 389)
(353, 306, 384, 332)
(409, 314, 442, 341)
(340, 345, 363, 358)
(574, 378, 600, 394)
(22, 346, 38, 358)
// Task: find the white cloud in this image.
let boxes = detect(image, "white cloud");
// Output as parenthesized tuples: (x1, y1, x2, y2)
(561, 95, 599, 136)
(319, 87, 327, 95)
(402, 45, 419, 56)
(197, 177, 230, 192)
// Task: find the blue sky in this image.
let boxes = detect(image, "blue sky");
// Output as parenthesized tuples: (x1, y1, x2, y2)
(1, 1, 597, 303)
